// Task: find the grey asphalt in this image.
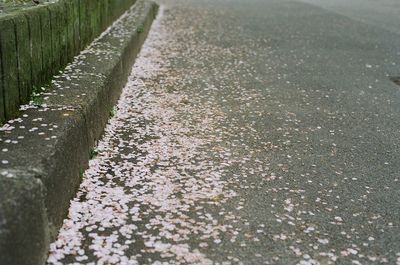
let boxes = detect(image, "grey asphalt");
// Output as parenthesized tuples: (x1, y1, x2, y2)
(298, 0, 400, 35)
(48, 0, 400, 264)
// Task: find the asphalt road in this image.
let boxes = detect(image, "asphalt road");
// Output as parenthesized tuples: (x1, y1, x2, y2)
(48, 0, 400, 264)
(297, 0, 400, 35)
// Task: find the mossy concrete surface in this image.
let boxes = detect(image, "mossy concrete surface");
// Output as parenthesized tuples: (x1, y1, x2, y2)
(0, 0, 137, 123)
(0, 169, 49, 265)
(0, 1, 158, 264)
(0, 15, 20, 119)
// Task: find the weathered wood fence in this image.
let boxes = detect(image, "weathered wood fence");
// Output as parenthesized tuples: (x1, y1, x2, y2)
(0, 0, 136, 122)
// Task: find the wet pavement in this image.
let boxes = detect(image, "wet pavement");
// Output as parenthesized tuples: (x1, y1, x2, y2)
(48, 0, 400, 264)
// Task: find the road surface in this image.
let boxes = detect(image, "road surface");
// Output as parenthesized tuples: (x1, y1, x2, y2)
(48, 0, 400, 264)
(298, 0, 400, 35)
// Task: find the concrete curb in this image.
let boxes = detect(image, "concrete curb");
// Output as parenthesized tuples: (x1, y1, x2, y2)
(0, 0, 137, 122)
(0, 1, 158, 264)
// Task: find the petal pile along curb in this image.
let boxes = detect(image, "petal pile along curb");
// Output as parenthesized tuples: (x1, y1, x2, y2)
(0, 1, 158, 264)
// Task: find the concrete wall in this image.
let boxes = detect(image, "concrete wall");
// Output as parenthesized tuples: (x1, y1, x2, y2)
(0, 0, 136, 122)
